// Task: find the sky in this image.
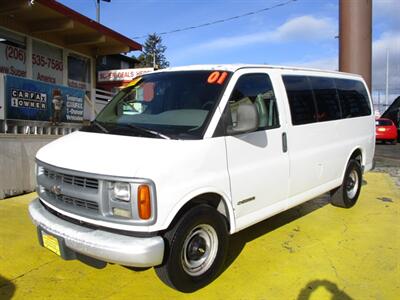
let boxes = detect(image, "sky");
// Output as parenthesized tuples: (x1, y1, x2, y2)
(59, 0, 399, 107)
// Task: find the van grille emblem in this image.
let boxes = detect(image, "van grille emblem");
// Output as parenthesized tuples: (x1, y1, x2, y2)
(51, 185, 62, 195)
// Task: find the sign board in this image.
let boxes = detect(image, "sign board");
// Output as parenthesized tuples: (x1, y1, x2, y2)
(98, 68, 153, 82)
(68, 79, 91, 92)
(0, 43, 27, 78)
(5, 75, 85, 123)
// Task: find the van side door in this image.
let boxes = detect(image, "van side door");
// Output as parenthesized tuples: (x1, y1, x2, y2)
(221, 70, 290, 230)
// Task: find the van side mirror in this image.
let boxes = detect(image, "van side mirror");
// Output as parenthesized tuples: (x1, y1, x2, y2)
(227, 103, 259, 135)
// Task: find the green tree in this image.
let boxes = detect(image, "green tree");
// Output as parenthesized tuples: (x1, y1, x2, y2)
(134, 33, 170, 69)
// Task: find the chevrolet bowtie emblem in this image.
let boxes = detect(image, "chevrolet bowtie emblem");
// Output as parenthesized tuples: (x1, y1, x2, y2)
(51, 185, 62, 195)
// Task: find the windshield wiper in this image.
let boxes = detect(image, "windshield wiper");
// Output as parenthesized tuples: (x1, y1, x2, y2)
(92, 121, 109, 133)
(125, 124, 171, 140)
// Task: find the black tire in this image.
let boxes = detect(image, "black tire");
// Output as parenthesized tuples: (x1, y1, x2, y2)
(155, 204, 228, 292)
(392, 139, 397, 145)
(330, 159, 362, 208)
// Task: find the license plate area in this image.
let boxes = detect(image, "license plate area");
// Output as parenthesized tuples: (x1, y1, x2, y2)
(37, 228, 76, 260)
(42, 232, 61, 256)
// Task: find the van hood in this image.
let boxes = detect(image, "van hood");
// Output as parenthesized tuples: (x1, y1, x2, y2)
(36, 131, 205, 178)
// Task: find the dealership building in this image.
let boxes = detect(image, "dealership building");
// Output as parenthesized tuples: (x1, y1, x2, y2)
(0, 0, 142, 133)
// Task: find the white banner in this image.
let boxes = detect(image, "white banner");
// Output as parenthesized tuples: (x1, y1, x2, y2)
(68, 79, 91, 92)
(98, 68, 153, 82)
(0, 43, 27, 78)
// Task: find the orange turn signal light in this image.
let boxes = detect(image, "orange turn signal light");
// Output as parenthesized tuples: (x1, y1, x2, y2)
(138, 185, 151, 220)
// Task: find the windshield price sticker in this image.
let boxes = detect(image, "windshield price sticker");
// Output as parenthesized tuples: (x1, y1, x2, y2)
(127, 77, 142, 87)
(207, 71, 228, 85)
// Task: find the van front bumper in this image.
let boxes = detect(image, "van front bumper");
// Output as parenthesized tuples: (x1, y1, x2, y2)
(28, 198, 164, 267)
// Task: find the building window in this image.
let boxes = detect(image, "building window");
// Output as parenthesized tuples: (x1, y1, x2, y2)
(121, 60, 130, 69)
(32, 40, 63, 85)
(68, 53, 91, 91)
(0, 28, 26, 78)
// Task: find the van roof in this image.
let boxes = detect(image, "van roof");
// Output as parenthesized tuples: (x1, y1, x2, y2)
(159, 64, 362, 78)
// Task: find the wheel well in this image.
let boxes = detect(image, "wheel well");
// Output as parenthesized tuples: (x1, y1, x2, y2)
(166, 193, 231, 232)
(350, 148, 363, 165)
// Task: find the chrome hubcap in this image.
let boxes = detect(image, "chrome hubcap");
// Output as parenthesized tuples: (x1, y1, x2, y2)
(346, 169, 359, 199)
(181, 224, 218, 276)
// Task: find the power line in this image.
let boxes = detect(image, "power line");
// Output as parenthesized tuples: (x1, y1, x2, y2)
(132, 0, 298, 39)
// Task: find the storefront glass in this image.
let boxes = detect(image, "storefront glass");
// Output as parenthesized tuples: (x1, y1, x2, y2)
(0, 28, 26, 78)
(32, 40, 63, 85)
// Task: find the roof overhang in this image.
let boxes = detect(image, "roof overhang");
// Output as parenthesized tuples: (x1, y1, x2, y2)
(0, 0, 142, 56)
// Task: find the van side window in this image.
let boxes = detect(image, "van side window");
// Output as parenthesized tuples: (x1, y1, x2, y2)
(228, 73, 279, 131)
(282, 76, 317, 125)
(309, 76, 341, 121)
(335, 79, 371, 118)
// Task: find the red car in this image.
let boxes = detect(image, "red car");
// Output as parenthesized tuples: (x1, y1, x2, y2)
(376, 118, 398, 144)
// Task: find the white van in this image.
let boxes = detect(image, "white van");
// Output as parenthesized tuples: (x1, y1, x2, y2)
(29, 65, 375, 292)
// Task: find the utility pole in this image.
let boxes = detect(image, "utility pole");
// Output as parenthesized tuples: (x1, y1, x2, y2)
(378, 90, 381, 114)
(96, 0, 100, 23)
(96, 0, 111, 23)
(385, 49, 390, 109)
(339, 0, 372, 91)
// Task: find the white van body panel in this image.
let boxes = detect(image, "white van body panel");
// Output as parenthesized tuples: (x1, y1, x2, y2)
(36, 131, 233, 232)
(31, 64, 376, 261)
(218, 69, 290, 222)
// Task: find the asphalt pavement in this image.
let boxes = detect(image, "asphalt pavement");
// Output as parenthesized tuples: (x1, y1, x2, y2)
(373, 142, 400, 186)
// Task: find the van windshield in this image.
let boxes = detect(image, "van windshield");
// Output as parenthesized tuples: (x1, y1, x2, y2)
(83, 71, 231, 139)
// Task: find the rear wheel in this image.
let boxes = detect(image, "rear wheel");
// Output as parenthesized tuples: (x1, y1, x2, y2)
(392, 139, 397, 145)
(155, 204, 228, 292)
(331, 159, 362, 208)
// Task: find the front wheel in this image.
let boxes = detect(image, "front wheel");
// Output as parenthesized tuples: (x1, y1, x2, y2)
(155, 204, 228, 292)
(330, 159, 362, 208)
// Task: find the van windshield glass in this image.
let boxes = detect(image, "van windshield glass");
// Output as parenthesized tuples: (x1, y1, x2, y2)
(86, 71, 231, 139)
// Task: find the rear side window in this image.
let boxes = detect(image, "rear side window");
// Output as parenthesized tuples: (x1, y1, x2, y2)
(376, 119, 393, 126)
(309, 77, 341, 121)
(282, 76, 317, 125)
(335, 79, 371, 118)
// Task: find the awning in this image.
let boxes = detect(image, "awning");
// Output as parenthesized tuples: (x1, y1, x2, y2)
(0, 0, 142, 56)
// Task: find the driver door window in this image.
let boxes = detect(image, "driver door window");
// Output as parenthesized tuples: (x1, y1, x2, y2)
(228, 73, 279, 131)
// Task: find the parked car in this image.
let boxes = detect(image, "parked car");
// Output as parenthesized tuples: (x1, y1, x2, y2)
(29, 65, 375, 292)
(375, 118, 398, 144)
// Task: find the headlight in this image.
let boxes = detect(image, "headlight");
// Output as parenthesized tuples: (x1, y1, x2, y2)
(111, 182, 131, 202)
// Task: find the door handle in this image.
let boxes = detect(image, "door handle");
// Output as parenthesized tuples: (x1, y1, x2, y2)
(282, 132, 288, 153)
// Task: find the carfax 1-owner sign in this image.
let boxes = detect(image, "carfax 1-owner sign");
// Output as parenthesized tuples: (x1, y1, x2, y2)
(5, 75, 85, 123)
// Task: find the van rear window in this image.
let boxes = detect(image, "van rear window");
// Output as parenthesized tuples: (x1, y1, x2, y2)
(282, 76, 317, 125)
(283, 75, 371, 126)
(335, 79, 371, 118)
(309, 76, 341, 122)
(376, 119, 393, 126)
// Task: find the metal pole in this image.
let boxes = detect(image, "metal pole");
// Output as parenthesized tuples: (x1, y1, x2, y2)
(385, 49, 389, 109)
(96, 0, 100, 23)
(378, 90, 381, 114)
(339, 0, 372, 91)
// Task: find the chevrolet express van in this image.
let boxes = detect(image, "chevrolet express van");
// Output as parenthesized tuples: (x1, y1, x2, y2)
(29, 65, 375, 292)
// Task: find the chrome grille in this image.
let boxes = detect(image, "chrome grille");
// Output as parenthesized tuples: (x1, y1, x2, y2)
(44, 189, 99, 211)
(43, 168, 99, 190)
